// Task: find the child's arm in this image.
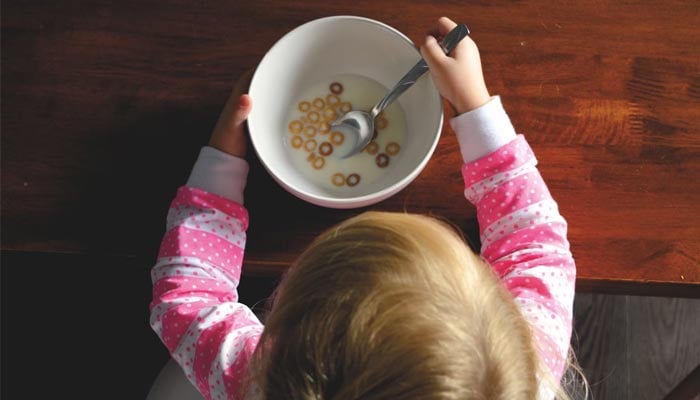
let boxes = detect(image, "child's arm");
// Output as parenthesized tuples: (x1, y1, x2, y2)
(422, 18, 575, 384)
(150, 92, 262, 400)
(457, 120, 575, 383)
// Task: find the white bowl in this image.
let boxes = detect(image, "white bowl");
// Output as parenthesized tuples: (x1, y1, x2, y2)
(248, 16, 443, 209)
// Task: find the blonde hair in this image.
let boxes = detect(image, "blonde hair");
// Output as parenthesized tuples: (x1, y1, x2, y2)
(248, 212, 584, 399)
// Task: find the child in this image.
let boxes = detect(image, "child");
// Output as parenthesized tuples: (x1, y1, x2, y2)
(150, 17, 583, 400)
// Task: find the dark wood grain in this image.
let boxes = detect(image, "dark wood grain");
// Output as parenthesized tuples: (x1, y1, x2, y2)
(572, 293, 630, 399)
(573, 294, 700, 400)
(664, 364, 700, 400)
(2, 0, 699, 294)
(629, 297, 700, 399)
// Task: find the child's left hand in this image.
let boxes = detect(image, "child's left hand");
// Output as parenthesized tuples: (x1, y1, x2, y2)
(208, 71, 254, 158)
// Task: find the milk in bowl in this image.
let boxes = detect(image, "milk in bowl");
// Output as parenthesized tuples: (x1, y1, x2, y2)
(285, 74, 407, 194)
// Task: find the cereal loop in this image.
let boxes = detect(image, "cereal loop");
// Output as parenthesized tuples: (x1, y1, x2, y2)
(312, 98, 325, 110)
(312, 157, 325, 170)
(304, 125, 317, 138)
(291, 135, 303, 149)
(385, 142, 401, 156)
(376, 116, 388, 130)
(288, 120, 303, 134)
(323, 107, 337, 121)
(332, 173, 345, 187)
(319, 142, 333, 156)
(330, 131, 345, 146)
(330, 82, 343, 94)
(364, 141, 379, 155)
(326, 94, 340, 105)
(318, 122, 331, 134)
(304, 139, 317, 152)
(346, 173, 360, 187)
(339, 102, 352, 113)
(375, 153, 390, 168)
(307, 152, 317, 162)
(298, 101, 311, 112)
(307, 111, 320, 123)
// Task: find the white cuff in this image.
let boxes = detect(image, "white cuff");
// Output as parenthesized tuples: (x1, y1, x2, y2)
(186, 147, 249, 204)
(450, 96, 518, 163)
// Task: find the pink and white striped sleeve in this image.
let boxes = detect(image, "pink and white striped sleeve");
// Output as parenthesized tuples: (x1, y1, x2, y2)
(452, 98, 576, 384)
(462, 137, 575, 381)
(150, 148, 263, 400)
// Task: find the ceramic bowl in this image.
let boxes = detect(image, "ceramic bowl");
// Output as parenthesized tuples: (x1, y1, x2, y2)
(248, 16, 443, 208)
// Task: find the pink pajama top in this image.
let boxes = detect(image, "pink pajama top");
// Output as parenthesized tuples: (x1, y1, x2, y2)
(150, 97, 576, 399)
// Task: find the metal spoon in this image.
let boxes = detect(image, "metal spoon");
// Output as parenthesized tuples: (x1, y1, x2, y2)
(332, 23, 470, 158)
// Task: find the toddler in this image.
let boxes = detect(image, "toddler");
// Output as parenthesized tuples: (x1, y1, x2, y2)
(150, 17, 584, 400)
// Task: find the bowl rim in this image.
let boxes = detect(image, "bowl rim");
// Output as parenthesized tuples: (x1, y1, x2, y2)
(248, 15, 444, 208)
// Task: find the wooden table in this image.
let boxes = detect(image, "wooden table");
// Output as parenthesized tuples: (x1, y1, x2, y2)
(3, 0, 699, 297)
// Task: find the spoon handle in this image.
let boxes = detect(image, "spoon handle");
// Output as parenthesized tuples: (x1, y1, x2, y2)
(370, 23, 470, 117)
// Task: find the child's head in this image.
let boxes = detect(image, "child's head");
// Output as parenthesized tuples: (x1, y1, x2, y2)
(251, 211, 541, 399)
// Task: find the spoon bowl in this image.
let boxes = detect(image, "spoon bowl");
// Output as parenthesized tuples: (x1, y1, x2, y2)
(331, 110, 375, 158)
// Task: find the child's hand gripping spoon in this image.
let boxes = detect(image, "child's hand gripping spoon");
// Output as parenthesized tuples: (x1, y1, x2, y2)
(331, 23, 470, 158)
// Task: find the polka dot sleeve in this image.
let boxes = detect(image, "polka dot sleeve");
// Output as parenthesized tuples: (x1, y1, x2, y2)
(150, 186, 263, 400)
(461, 135, 576, 387)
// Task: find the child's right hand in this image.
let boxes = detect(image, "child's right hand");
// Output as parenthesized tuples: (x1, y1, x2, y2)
(420, 17, 491, 115)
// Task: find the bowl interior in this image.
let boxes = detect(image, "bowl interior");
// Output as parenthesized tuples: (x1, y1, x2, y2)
(249, 16, 442, 206)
